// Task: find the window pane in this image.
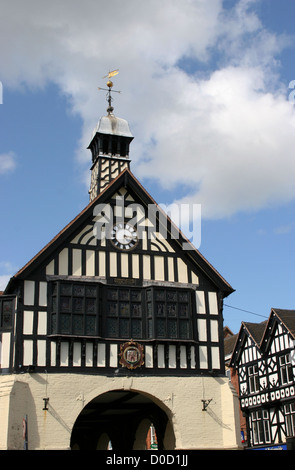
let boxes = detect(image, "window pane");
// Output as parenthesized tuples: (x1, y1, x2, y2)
(60, 297, 71, 312)
(147, 303, 152, 317)
(73, 285, 84, 296)
(119, 290, 129, 301)
(52, 296, 57, 313)
(73, 297, 83, 313)
(179, 292, 189, 302)
(131, 304, 141, 317)
(108, 302, 118, 316)
(86, 298, 96, 313)
(73, 315, 83, 335)
(258, 420, 264, 443)
(155, 290, 165, 301)
(167, 291, 177, 302)
(146, 290, 152, 302)
(179, 320, 189, 339)
(61, 284, 72, 295)
(148, 319, 153, 338)
(60, 314, 71, 334)
(108, 289, 118, 300)
(119, 319, 129, 337)
(51, 313, 57, 334)
(179, 304, 189, 317)
(167, 303, 177, 316)
(168, 319, 177, 338)
(85, 316, 96, 335)
(86, 286, 96, 297)
(156, 303, 165, 316)
(131, 319, 142, 338)
(107, 318, 118, 337)
(157, 319, 166, 337)
(131, 291, 141, 301)
(2, 300, 13, 328)
(120, 303, 129, 316)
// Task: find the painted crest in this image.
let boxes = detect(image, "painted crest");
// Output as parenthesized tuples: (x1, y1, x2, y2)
(119, 340, 144, 370)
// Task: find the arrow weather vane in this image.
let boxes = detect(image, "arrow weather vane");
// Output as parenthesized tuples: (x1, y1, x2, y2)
(98, 69, 121, 114)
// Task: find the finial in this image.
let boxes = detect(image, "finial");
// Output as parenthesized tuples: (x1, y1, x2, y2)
(98, 69, 121, 115)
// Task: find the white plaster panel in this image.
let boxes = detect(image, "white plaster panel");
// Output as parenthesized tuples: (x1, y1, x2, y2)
(85, 343, 93, 367)
(208, 292, 218, 315)
(197, 319, 207, 342)
(109, 344, 118, 368)
(37, 340, 46, 366)
(97, 343, 106, 367)
(59, 249, 68, 276)
(60, 342, 69, 366)
(23, 311, 34, 335)
(73, 343, 81, 367)
(157, 345, 165, 368)
(37, 311, 47, 335)
(39, 282, 47, 307)
(145, 345, 153, 368)
(168, 345, 176, 368)
(195, 291, 206, 314)
(24, 280, 35, 306)
(199, 345, 208, 369)
(23, 340, 33, 366)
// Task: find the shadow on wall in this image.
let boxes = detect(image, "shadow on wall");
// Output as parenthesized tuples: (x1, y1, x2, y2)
(8, 381, 39, 450)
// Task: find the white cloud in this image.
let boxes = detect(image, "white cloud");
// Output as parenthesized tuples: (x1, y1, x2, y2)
(0, 275, 11, 291)
(0, 152, 16, 174)
(137, 66, 295, 218)
(0, 0, 294, 219)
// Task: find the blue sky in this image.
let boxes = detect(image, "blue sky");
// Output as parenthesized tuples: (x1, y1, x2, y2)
(0, 0, 295, 333)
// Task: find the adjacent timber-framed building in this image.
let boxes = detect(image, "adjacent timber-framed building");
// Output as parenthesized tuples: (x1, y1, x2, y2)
(230, 308, 295, 450)
(0, 79, 241, 450)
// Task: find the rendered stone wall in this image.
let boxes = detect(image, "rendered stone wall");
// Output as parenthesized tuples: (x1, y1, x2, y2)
(0, 373, 241, 450)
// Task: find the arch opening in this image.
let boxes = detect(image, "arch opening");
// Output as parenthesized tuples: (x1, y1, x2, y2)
(70, 390, 175, 450)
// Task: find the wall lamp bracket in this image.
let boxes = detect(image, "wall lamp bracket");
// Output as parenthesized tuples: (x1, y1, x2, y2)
(201, 399, 212, 411)
(43, 397, 49, 411)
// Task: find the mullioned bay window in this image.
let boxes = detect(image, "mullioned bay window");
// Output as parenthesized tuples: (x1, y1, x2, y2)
(49, 281, 193, 340)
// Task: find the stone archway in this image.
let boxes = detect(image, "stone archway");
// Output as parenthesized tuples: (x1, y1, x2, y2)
(70, 389, 175, 450)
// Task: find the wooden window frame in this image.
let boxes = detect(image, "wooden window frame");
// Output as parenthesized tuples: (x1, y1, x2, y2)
(248, 364, 260, 393)
(251, 410, 271, 445)
(279, 353, 293, 385)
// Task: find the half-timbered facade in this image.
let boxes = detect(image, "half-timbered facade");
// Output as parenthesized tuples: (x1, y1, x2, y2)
(0, 85, 241, 450)
(230, 309, 295, 449)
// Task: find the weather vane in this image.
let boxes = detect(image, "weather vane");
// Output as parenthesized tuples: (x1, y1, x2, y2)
(98, 69, 121, 114)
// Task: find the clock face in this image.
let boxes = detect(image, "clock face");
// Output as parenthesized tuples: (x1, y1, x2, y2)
(110, 223, 138, 251)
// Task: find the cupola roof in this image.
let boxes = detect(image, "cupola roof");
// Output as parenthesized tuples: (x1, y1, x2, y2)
(92, 113, 133, 139)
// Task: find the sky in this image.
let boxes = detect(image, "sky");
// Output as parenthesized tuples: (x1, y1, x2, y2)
(0, 0, 295, 333)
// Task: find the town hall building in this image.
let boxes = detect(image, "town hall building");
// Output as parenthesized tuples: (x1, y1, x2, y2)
(0, 76, 241, 450)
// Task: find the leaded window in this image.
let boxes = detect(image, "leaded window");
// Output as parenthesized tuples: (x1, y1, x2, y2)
(106, 287, 143, 338)
(50, 282, 99, 336)
(0, 296, 15, 330)
(49, 282, 193, 340)
(146, 287, 192, 340)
